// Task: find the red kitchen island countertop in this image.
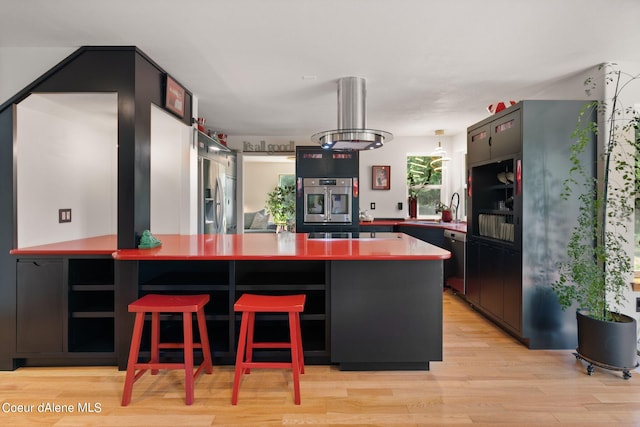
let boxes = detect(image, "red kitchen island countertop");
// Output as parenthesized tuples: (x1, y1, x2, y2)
(113, 232, 450, 261)
(10, 233, 451, 261)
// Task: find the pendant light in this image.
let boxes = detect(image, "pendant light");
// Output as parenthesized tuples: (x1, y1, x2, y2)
(430, 129, 450, 171)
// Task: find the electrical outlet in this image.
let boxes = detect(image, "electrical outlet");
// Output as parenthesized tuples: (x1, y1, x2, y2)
(59, 208, 72, 223)
(370, 202, 376, 210)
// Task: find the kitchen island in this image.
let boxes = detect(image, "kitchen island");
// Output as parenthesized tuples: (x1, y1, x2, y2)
(9, 232, 449, 371)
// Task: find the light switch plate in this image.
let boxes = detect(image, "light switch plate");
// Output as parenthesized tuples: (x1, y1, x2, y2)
(59, 208, 72, 223)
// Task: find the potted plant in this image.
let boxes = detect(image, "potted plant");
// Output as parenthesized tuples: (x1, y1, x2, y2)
(265, 185, 295, 232)
(552, 63, 639, 379)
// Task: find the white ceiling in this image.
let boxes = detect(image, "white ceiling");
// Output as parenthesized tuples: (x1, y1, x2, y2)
(2, 0, 640, 139)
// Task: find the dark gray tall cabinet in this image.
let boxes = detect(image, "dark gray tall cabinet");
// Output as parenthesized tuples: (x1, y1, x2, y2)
(466, 100, 595, 349)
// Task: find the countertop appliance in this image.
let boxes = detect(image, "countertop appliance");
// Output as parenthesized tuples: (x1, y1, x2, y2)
(303, 177, 352, 224)
(443, 229, 466, 294)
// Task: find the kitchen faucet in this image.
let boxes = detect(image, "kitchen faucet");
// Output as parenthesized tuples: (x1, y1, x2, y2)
(450, 192, 460, 223)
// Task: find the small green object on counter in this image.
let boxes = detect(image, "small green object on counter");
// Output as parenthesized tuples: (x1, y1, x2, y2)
(138, 230, 162, 249)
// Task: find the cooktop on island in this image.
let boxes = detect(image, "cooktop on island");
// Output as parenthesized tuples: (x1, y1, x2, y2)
(307, 232, 400, 240)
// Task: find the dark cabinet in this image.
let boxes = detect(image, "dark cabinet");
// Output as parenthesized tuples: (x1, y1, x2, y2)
(466, 241, 521, 335)
(478, 242, 504, 320)
(467, 109, 521, 164)
(502, 248, 522, 332)
(466, 100, 595, 349)
(15, 256, 116, 362)
(359, 225, 394, 233)
(396, 225, 445, 248)
(16, 259, 64, 353)
(295, 146, 359, 178)
(467, 124, 491, 164)
(330, 260, 442, 370)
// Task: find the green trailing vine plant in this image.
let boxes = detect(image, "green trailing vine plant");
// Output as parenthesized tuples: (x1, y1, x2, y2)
(552, 63, 640, 321)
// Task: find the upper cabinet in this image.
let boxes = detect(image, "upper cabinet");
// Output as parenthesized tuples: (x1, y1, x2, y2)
(467, 108, 522, 164)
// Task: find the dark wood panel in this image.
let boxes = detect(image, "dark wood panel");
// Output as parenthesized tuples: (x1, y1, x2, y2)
(0, 107, 16, 369)
(489, 108, 522, 160)
(467, 123, 491, 164)
(478, 244, 503, 319)
(16, 259, 64, 353)
(503, 248, 522, 332)
(330, 260, 443, 370)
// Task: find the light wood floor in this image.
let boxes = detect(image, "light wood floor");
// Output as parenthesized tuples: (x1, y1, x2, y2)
(1, 290, 639, 426)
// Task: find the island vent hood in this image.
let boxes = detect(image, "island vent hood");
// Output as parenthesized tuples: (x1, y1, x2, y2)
(311, 76, 392, 150)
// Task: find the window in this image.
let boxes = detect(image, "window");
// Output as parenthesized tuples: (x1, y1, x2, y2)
(278, 173, 295, 188)
(407, 155, 443, 217)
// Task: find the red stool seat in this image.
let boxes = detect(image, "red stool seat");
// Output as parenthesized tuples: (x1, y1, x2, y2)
(121, 294, 213, 406)
(232, 294, 305, 405)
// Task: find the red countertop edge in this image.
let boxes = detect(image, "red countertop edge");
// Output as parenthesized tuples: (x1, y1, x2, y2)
(113, 233, 450, 261)
(9, 235, 117, 255)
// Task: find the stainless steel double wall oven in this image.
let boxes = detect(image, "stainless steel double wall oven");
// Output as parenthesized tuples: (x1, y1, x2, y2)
(302, 178, 352, 225)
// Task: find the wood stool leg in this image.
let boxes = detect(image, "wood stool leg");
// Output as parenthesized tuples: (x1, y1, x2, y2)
(231, 311, 250, 405)
(121, 312, 145, 406)
(183, 311, 195, 405)
(150, 311, 160, 375)
(288, 312, 301, 405)
(294, 312, 304, 374)
(245, 312, 255, 374)
(196, 308, 213, 374)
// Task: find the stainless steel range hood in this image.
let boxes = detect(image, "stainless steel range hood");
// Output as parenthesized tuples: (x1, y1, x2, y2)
(311, 76, 392, 150)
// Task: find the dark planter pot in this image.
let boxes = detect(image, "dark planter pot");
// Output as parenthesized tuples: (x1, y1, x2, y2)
(576, 309, 638, 370)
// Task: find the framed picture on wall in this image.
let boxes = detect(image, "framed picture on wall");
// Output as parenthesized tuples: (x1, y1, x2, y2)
(372, 165, 390, 190)
(165, 75, 185, 118)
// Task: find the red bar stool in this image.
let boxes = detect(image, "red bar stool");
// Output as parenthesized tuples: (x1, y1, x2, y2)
(232, 293, 305, 405)
(121, 294, 213, 406)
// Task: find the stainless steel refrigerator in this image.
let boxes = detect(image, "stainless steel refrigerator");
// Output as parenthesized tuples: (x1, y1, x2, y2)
(197, 135, 237, 234)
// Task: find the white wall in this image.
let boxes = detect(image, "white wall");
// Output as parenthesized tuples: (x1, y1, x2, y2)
(227, 135, 468, 220)
(600, 61, 640, 323)
(150, 105, 195, 234)
(16, 93, 117, 247)
(0, 47, 75, 104)
(358, 134, 467, 219)
(243, 158, 295, 213)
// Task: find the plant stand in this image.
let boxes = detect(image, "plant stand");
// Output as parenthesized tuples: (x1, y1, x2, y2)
(573, 351, 638, 380)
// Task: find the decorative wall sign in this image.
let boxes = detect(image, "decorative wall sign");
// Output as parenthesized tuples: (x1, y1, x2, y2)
(372, 165, 390, 190)
(165, 75, 185, 118)
(242, 140, 295, 153)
